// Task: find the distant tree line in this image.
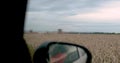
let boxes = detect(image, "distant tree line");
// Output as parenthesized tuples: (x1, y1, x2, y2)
(65, 32, 120, 34)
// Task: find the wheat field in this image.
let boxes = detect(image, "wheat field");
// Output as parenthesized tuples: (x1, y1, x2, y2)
(24, 33, 120, 63)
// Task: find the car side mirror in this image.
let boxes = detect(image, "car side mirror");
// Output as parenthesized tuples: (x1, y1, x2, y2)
(33, 42, 92, 63)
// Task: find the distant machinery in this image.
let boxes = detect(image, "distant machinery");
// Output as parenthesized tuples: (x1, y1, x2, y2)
(58, 29, 63, 34)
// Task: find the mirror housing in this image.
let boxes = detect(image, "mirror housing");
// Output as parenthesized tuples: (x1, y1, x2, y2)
(33, 42, 92, 63)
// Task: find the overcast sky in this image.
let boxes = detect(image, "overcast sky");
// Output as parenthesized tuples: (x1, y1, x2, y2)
(24, 0, 120, 33)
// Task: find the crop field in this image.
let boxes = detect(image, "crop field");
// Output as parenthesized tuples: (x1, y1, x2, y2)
(24, 33, 120, 63)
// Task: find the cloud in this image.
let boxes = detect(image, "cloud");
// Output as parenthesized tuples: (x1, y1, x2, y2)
(67, 1, 120, 22)
(25, 0, 120, 32)
(27, 0, 107, 15)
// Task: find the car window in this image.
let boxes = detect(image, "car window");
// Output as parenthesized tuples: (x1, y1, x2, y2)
(24, 0, 120, 63)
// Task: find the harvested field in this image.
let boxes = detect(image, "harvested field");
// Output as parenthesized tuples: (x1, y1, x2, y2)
(24, 33, 120, 63)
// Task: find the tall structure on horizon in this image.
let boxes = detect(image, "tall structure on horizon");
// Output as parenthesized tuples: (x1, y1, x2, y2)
(58, 29, 63, 34)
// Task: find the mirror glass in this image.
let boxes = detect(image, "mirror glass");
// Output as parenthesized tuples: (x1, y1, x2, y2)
(48, 44, 87, 63)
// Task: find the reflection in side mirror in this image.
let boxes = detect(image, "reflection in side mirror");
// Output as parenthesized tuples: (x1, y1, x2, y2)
(33, 42, 92, 63)
(49, 44, 87, 63)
